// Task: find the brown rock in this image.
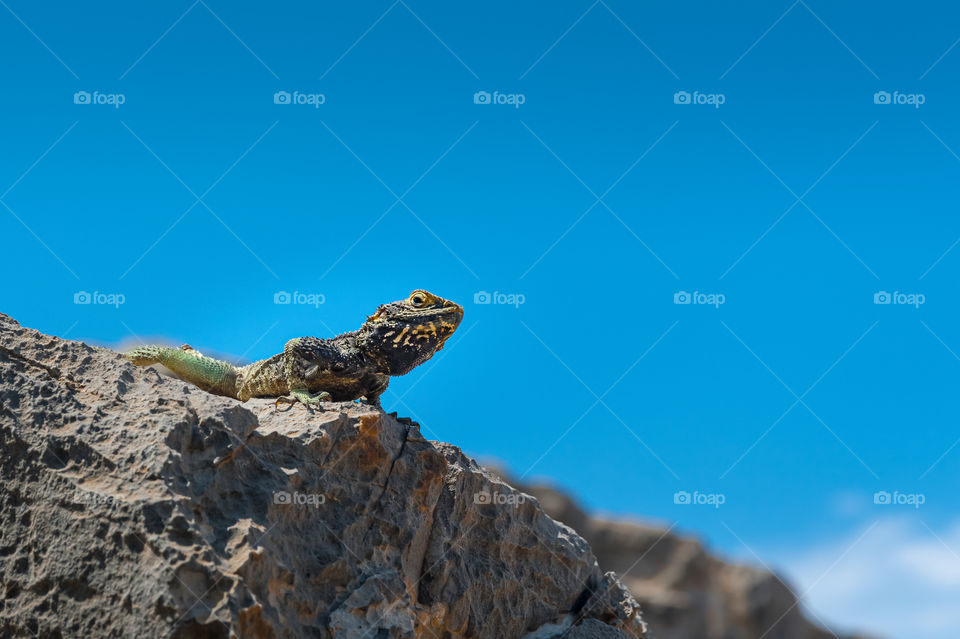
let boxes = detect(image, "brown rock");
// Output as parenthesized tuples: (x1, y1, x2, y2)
(0, 314, 645, 639)
(497, 475, 872, 639)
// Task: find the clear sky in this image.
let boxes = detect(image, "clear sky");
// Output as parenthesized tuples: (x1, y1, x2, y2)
(2, 2, 959, 637)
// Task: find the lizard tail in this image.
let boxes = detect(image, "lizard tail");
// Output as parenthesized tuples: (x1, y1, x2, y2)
(125, 344, 239, 399)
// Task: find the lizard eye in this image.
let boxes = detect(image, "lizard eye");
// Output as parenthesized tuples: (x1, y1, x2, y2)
(410, 293, 427, 307)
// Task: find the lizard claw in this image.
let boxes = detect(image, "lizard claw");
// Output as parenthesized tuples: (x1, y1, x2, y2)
(275, 390, 332, 410)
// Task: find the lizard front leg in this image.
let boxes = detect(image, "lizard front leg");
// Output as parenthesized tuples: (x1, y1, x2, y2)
(357, 374, 389, 409)
(274, 338, 332, 409)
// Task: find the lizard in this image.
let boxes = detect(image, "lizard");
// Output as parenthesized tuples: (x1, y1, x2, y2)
(125, 290, 463, 408)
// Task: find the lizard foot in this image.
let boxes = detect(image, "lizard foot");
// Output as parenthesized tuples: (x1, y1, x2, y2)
(275, 389, 332, 410)
(356, 395, 382, 409)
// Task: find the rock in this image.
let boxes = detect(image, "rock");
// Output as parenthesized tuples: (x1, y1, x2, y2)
(496, 475, 871, 639)
(0, 313, 646, 639)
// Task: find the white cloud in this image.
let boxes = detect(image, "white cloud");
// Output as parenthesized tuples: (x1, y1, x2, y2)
(772, 517, 960, 639)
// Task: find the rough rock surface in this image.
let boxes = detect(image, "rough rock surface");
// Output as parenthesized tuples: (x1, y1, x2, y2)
(0, 314, 646, 639)
(498, 475, 871, 639)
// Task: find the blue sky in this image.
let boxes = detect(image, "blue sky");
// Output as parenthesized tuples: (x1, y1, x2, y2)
(2, 1, 960, 636)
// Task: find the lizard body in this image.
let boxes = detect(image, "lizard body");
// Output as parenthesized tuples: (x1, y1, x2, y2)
(125, 290, 463, 407)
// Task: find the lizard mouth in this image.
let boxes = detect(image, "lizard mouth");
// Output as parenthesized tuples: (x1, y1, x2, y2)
(406, 302, 463, 322)
(425, 302, 463, 340)
(439, 304, 464, 330)
(442, 301, 464, 319)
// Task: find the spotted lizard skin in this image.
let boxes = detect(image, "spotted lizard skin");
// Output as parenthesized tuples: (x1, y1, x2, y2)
(126, 290, 463, 407)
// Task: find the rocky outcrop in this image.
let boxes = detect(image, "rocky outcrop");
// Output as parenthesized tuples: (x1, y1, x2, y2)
(0, 314, 645, 639)
(498, 475, 867, 639)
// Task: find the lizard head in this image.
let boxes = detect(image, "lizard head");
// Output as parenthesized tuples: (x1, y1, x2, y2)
(358, 290, 464, 375)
